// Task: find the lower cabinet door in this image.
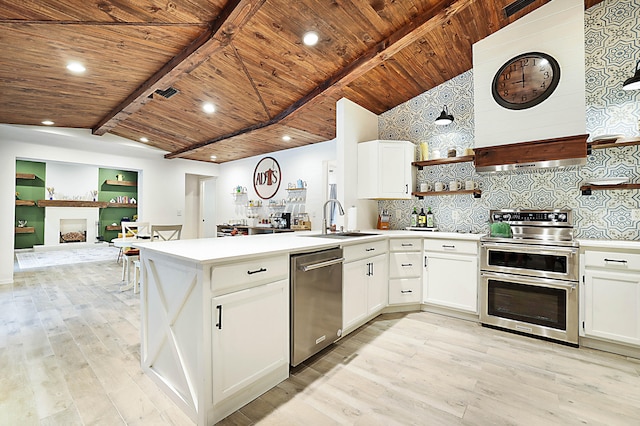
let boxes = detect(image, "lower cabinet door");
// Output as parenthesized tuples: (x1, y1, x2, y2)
(367, 254, 388, 314)
(211, 279, 289, 404)
(584, 269, 640, 346)
(424, 252, 478, 313)
(343, 259, 369, 331)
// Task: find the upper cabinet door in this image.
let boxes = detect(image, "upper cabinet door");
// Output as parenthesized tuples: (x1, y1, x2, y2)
(357, 140, 414, 199)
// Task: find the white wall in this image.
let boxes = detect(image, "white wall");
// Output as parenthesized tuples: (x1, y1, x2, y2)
(336, 98, 379, 230)
(46, 162, 98, 200)
(473, 0, 586, 147)
(216, 140, 336, 230)
(1, 124, 219, 284)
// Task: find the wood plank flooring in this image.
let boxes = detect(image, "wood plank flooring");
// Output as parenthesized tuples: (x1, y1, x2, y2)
(3, 258, 640, 425)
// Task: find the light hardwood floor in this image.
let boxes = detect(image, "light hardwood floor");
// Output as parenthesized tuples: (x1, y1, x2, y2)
(3, 259, 640, 425)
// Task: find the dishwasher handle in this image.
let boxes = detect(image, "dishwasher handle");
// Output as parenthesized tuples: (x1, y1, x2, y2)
(299, 257, 345, 272)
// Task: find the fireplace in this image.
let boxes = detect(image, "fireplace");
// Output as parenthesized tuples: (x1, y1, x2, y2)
(59, 219, 87, 244)
(43, 207, 99, 246)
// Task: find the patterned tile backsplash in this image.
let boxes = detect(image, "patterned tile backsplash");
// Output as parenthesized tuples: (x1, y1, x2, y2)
(378, 0, 640, 240)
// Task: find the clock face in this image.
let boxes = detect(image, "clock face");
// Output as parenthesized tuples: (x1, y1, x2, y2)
(491, 52, 560, 110)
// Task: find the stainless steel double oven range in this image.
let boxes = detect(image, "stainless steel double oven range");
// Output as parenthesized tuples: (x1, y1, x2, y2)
(480, 209, 579, 346)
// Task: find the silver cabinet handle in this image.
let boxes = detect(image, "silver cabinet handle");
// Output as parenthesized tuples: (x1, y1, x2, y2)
(424, 256, 428, 268)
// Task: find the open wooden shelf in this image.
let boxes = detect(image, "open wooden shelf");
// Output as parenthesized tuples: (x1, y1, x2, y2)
(580, 183, 640, 195)
(37, 200, 109, 208)
(103, 179, 137, 187)
(412, 189, 482, 198)
(15, 227, 35, 234)
(16, 173, 36, 180)
(15, 200, 35, 206)
(588, 138, 640, 151)
(106, 202, 137, 208)
(105, 225, 121, 231)
(412, 155, 474, 170)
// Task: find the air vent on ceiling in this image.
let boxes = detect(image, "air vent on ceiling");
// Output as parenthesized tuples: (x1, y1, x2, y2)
(154, 87, 179, 99)
(504, 0, 536, 18)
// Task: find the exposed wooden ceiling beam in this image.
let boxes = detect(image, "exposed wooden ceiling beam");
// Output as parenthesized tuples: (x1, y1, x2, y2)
(165, 0, 475, 159)
(91, 0, 267, 136)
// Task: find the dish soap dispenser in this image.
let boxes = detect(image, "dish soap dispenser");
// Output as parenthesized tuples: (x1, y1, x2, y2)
(411, 207, 418, 227)
(426, 207, 434, 228)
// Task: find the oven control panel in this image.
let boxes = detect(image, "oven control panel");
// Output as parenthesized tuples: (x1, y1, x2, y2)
(490, 210, 571, 225)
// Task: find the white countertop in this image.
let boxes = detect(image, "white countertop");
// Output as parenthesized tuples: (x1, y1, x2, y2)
(577, 239, 640, 250)
(135, 229, 485, 264)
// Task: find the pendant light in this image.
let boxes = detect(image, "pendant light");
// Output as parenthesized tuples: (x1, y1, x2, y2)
(622, 60, 640, 90)
(435, 105, 454, 125)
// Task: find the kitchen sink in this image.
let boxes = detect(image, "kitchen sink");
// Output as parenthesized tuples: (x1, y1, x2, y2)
(304, 232, 380, 239)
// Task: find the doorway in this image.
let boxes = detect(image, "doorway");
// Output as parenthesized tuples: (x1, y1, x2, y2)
(184, 174, 217, 239)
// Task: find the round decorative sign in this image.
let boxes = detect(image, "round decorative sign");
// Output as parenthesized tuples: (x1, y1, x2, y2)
(253, 156, 281, 199)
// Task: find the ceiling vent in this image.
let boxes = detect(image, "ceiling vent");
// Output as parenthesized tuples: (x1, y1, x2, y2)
(504, 0, 536, 18)
(154, 87, 180, 99)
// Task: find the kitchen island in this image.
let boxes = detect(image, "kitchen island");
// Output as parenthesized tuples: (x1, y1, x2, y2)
(135, 230, 483, 425)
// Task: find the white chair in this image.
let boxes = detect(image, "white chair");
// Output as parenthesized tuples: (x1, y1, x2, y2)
(120, 222, 149, 291)
(132, 225, 182, 293)
(151, 224, 182, 241)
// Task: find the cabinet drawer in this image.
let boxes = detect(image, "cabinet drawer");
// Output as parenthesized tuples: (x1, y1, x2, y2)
(424, 239, 477, 255)
(584, 250, 640, 272)
(389, 278, 421, 304)
(389, 238, 421, 252)
(343, 240, 388, 262)
(389, 252, 422, 278)
(211, 254, 288, 295)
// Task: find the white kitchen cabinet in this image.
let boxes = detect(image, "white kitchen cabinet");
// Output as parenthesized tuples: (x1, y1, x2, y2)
(388, 238, 422, 305)
(423, 239, 479, 314)
(357, 139, 414, 199)
(343, 240, 388, 334)
(582, 249, 640, 348)
(140, 251, 289, 426)
(211, 279, 289, 407)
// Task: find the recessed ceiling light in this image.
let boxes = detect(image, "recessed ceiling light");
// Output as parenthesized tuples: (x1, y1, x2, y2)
(66, 62, 86, 73)
(202, 102, 215, 114)
(210, 155, 217, 160)
(282, 135, 291, 141)
(303, 31, 319, 46)
(41, 120, 54, 126)
(140, 137, 149, 143)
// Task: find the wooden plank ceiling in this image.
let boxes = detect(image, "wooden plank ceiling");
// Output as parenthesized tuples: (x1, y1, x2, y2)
(0, 0, 604, 163)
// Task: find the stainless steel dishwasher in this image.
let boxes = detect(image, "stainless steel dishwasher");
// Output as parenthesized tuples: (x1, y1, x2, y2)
(290, 247, 344, 367)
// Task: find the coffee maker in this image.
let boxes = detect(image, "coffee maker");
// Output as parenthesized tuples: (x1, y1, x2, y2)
(271, 212, 291, 229)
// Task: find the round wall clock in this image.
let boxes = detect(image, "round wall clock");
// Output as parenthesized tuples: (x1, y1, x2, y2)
(253, 156, 281, 199)
(491, 52, 561, 110)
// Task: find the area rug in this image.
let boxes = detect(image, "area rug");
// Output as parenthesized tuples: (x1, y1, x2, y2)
(15, 246, 120, 270)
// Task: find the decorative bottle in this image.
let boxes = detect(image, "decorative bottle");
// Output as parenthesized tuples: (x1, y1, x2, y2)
(426, 207, 434, 228)
(410, 207, 418, 227)
(418, 208, 427, 228)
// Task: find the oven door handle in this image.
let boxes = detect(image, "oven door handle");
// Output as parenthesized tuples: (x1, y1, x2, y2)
(481, 242, 578, 256)
(481, 271, 577, 290)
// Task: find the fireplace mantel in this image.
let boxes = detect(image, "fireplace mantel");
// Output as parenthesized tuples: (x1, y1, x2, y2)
(37, 200, 108, 208)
